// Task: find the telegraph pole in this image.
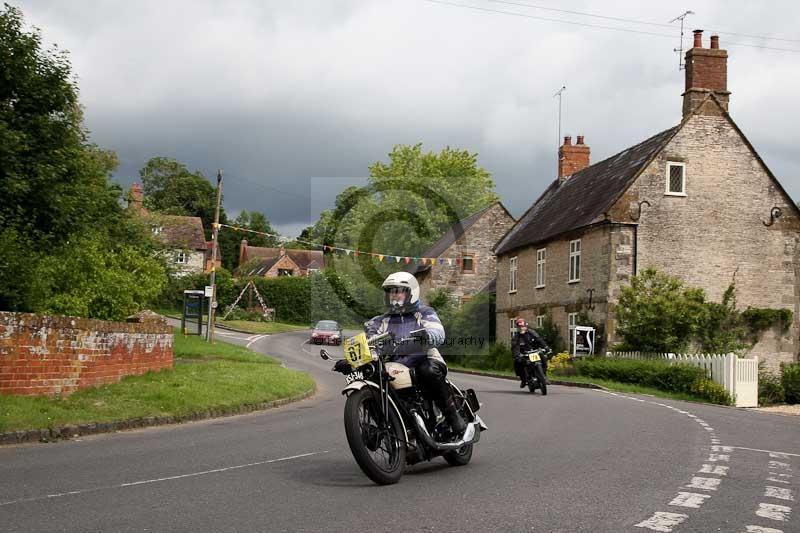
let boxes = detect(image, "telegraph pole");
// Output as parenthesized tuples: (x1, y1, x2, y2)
(206, 170, 223, 342)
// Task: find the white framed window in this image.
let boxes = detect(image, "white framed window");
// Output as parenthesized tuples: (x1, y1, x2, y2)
(666, 162, 686, 196)
(175, 251, 187, 264)
(569, 239, 581, 283)
(509, 256, 518, 293)
(536, 315, 544, 329)
(568, 312, 578, 353)
(152, 226, 163, 236)
(536, 248, 546, 288)
(509, 318, 518, 335)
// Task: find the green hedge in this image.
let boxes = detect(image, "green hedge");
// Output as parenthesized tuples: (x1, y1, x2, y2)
(781, 362, 800, 404)
(573, 357, 733, 405)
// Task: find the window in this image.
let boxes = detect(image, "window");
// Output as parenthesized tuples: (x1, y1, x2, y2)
(277, 269, 294, 276)
(307, 268, 320, 275)
(509, 318, 518, 335)
(569, 239, 581, 282)
(536, 315, 544, 328)
(461, 254, 475, 273)
(509, 256, 518, 293)
(175, 251, 187, 264)
(152, 226, 163, 236)
(536, 248, 546, 288)
(666, 162, 686, 195)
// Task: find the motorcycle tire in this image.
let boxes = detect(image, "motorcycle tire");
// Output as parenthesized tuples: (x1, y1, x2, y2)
(534, 365, 548, 396)
(444, 443, 473, 466)
(344, 388, 407, 485)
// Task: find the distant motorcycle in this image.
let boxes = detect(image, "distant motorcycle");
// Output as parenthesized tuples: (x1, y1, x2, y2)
(321, 329, 487, 485)
(517, 348, 551, 395)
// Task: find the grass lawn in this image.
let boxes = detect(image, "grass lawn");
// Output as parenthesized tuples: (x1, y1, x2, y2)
(449, 365, 719, 405)
(0, 330, 314, 433)
(152, 308, 308, 335)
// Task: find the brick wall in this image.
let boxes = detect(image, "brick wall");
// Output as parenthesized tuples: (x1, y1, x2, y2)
(0, 312, 173, 397)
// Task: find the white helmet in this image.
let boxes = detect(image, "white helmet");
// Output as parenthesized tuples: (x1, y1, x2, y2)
(382, 271, 420, 314)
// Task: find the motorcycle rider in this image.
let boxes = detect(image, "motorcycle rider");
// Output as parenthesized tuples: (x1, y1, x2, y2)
(362, 271, 467, 435)
(511, 317, 551, 388)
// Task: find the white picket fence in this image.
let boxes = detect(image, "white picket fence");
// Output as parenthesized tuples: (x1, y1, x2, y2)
(607, 352, 759, 407)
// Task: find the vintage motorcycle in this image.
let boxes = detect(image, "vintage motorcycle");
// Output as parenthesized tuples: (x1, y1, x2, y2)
(321, 329, 487, 485)
(518, 348, 551, 395)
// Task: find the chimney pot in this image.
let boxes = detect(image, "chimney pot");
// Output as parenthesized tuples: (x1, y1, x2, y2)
(576, 135, 584, 145)
(558, 136, 590, 179)
(693, 29, 703, 48)
(563, 135, 572, 146)
(710, 34, 719, 49)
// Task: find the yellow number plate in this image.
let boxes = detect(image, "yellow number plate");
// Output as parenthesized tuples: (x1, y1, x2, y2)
(528, 353, 541, 362)
(344, 333, 372, 369)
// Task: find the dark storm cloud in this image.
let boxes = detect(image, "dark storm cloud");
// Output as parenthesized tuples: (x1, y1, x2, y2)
(16, 0, 800, 236)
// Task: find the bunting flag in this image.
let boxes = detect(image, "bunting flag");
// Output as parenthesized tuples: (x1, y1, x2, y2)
(353, 250, 360, 257)
(404, 257, 411, 264)
(378, 255, 385, 261)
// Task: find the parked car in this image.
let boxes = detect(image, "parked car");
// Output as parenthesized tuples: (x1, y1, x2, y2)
(310, 320, 343, 345)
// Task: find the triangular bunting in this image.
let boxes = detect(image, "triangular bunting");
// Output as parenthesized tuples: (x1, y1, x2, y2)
(404, 257, 411, 264)
(378, 255, 385, 261)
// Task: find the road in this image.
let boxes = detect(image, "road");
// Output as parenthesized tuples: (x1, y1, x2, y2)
(1, 328, 797, 532)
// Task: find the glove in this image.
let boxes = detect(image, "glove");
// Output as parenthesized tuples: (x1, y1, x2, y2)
(333, 359, 352, 374)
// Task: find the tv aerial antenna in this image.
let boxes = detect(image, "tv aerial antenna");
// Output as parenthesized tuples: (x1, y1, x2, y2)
(670, 10, 695, 70)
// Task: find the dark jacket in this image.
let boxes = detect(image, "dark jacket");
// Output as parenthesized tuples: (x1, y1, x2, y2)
(364, 302, 445, 368)
(511, 329, 550, 358)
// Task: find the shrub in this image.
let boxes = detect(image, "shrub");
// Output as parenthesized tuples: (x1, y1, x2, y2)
(572, 357, 732, 405)
(781, 362, 800, 404)
(453, 342, 513, 372)
(758, 361, 785, 406)
(549, 352, 572, 375)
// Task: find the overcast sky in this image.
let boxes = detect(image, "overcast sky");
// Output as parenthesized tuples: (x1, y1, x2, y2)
(16, 0, 800, 237)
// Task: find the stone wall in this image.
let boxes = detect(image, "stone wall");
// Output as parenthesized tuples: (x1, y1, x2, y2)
(420, 203, 514, 303)
(0, 312, 173, 397)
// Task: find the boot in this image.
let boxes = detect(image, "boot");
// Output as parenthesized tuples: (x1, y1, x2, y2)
(444, 398, 467, 435)
(519, 378, 526, 388)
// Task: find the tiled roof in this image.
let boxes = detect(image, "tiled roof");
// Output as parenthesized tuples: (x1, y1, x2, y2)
(152, 215, 208, 250)
(495, 126, 679, 255)
(243, 247, 324, 270)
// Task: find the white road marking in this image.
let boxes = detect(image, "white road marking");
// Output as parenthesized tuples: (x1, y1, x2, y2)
(769, 461, 792, 471)
(669, 492, 711, 508)
(765, 487, 794, 501)
(246, 334, 268, 348)
(756, 503, 791, 521)
(699, 464, 729, 476)
(708, 453, 730, 462)
(0, 451, 328, 507)
(731, 447, 800, 458)
(744, 526, 783, 533)
(685, 477, 722, 491)
(712, 445, 733, 452)
(767, 477, 791, 485)
(635, 512, 689, 532)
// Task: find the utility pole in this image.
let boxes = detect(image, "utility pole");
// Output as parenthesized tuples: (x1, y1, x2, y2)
(207, 170, 223, 342)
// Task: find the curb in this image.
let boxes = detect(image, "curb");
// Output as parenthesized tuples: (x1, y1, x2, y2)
(449, 368, 606, 390)
(0, 387, 316, 447)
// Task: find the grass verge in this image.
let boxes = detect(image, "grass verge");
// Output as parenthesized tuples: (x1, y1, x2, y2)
(0, 330, 314, 433)
(152, 308, 308, 335)
(449, 365, 720, 405)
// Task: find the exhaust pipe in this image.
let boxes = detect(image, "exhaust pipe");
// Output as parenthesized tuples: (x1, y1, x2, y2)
(410, 412, 485, 451)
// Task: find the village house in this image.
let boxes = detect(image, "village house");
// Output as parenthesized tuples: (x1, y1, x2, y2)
(412, 202, 514, 305)
(494, 31, 799, 371)
(236, 240, 324, 277)
(127, 184, 217, 275)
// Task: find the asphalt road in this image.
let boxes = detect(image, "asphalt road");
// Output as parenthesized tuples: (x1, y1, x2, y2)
(1, 328, 798, 532)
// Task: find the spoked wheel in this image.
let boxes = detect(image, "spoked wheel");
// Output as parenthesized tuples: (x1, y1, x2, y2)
(535, 365, 548, 396)
(344, 388, 406, 485)
(444, 389, 474, 466)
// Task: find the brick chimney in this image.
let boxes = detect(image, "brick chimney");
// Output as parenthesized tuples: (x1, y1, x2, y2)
(558, 135, 590, 180)
(683, 30, 729, 117)
(239, 239, 248, 266)
(127, 183, 146, 213)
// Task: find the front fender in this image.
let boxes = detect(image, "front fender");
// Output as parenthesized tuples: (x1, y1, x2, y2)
(341, 380, 409, 444)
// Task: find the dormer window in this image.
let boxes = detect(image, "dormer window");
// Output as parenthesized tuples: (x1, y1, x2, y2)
(666, 162, 686, 196)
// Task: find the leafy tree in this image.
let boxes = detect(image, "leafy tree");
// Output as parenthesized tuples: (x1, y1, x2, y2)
(615, 268, 707, 353)
(0, 4, 165, 317)
(233, 210, 279, 248)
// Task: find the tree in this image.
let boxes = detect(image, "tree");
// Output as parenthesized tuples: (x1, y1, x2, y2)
(139, 156, 221, 235)
(233, 210, 279, 248)
(310, 144, 498, 257)
(615, 268, 707, 353)
(0, 4, 165, 317)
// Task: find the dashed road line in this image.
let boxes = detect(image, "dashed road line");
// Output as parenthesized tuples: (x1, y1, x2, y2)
(755, 503, 792, 521)
(765, 486, 794, 502)
(744, 525, 784, 532)
(635, 511, 688, 532)
(669, 492, 711, 508)
(685, 476, 722, 491)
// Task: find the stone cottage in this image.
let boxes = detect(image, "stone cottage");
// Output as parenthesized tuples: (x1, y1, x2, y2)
(494, 31, 800, 370)
(413, 202, 514, 304)
(127, 184, 214, 276)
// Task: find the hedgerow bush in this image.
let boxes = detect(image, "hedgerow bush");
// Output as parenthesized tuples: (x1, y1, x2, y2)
(781, 362, 800, 404)
(572, 357, 733, 405)
(758, 362, 785, 406)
